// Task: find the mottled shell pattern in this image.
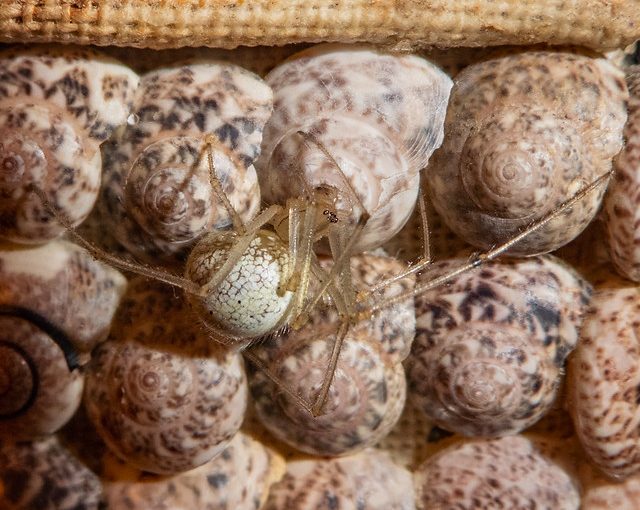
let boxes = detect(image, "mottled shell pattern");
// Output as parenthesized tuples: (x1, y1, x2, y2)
(249, 252, 415, 456)
(0, 46, 139, 243)
(256, 44, 453, 252)
(413, 436, 580, 509)
(568, 281, 640, 480)
(407, 255, 591, 437)
(99, 61, 272, 266)
(101, 431, 285, 510)
(0, 241, 126, 440)
(0, 436, 102, 510)
(264, 448, 414, 510)
(83, 278, 248, 475)
(427, 50, 628, 256)
(604, 66, 640, 281)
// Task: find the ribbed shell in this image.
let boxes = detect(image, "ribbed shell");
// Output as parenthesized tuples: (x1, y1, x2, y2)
(413, 436, 580, 510)
(265, 449, 414, 510)
(257, 44, 452, 252)
(100, 61, 271, 265)
(83, 278, 248, 475)
(249, 252, 415, 456)
(427, 50, 628, 256)
(407, 255, 591, 436)
(0, 46, 139, 243)
(0, 436, 102, 510)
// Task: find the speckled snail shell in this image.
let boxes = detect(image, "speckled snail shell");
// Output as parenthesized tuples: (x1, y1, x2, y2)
(100, 61, 272, 265)
(413, 436, 580, 509)
(407, 255, 591, 437)
(567, 276, 640, 480)
(427, 50, 628, 256)
(249, 252, 415, 456)
(0, 436, 102, 510)
(604, 66, 640, 281)
(83, 277, 248, 475)
(0, 46, 139, 243)
(101, 431, 285, 510)
(0, 241, 126, 440)
(264, 449, 414, 510)
(256, 44, 452, 252)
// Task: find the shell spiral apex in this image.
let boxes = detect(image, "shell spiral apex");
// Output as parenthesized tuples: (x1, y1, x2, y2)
(427, 50, 628, 256)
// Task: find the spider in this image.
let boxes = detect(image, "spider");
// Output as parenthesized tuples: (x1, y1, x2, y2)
(30, 131, 612, 418)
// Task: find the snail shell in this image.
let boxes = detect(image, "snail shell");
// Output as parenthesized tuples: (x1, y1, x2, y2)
(256, 44, 452, 252)
(427, 50, 628, 256)
(407, 255, 591, 437)
(0, 436, 102, 510)
(0, 45, 139, 243)
(83, 277, 248, 475)
(249, 252, 415, 456)
(604, 66, 640, 281)
(567, 276, 640, 480)
(100, 61, 272, 265)
(413, 435, 580, 509)
(101, 431, 285, 510)
(0, 240, 126, 440)
(264, 448, 414, 510)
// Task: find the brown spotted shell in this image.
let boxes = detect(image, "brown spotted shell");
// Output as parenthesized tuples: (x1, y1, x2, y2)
(248, 252, 415, 456)
(264, 449, 414, 510)
(407, 255, 591, 437)
(0, 45, 139, 243)
(567, 278, 640, 480)
(427, 50, 628, 256)
(83, 278, 248, 475)
(256, 44, 452, 252)
(604, 66, 640, 281)
(0, 436, 102, 510)
(99, 62, 272, 266)
(413, 435, 580, 509)
(101, 431, 285, 510)
(0, 241, 126, 440)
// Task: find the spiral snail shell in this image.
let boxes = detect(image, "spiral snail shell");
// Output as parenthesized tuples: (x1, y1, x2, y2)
(101, 431, 285, 510)
(264, 448, 414, 510)
(256, 44, 452, 252)
(248, 252, 415, 456)
(83, 277, 248, 475)
(0, 436, 102, 510)
(427, 50, 628, 256)
(567, 273, 640, 480)
(100, 61, 272, 265)
(413, 435, 580, 509)
(0, 46, 139, 243)
(407, 255, 591, 437)
(604, 66, 640, 281)
(0, 240, 126, 440)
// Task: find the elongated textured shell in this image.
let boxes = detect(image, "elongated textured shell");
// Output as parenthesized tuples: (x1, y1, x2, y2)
(84, 278, 248, 475)
(101, 432, 285, 510)
(0, 436, 102, 510)
(604, 66, 640, 281)
(408, 255, 591, 437)
(265, 449, 414, 510)
(249, 252, 415, 456)
(427, 50, 628, 256)
(257, 44, 452, 252)
(413, 436, 580, 509)
(0, 2, 637, 50)
(0, 46, 139, 243)
(100, 62, 271, 265)
(567, 281, 640, 480)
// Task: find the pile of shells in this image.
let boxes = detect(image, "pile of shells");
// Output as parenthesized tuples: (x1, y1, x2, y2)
(0, 40, 639, 509)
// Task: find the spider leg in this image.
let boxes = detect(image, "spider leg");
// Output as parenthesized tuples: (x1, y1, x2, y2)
(358, 169, 613, 317)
